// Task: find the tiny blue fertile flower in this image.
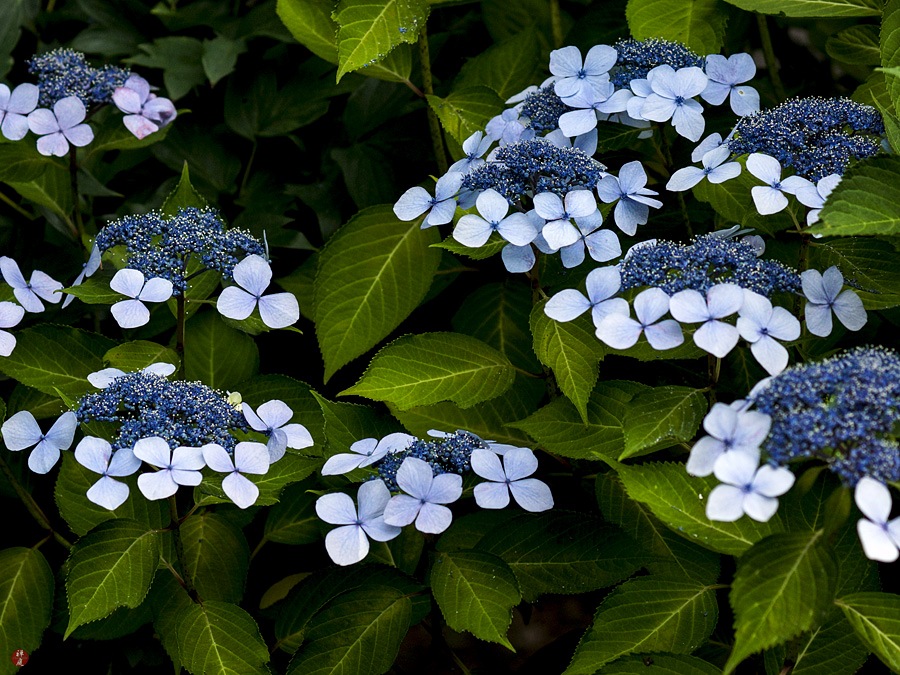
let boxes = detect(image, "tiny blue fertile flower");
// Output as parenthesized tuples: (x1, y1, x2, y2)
(29, 48, 129, 106)
(610, 38, 704, 88)
(393, 172, 464, 226)
(383, 457, 463, 534)
(74, 437, 141, 510)
(27, 96, 94, 157)
(0, 83, 39, 141)
(217, 254, 299, 329)
(1, 411, 77, 474)
(701, 53, 759, 116)
(316, 480, 401, 566)
(706, 451, 794, 522)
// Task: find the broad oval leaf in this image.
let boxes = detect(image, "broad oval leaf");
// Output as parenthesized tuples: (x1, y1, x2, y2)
(626, 0, 728, 53)
(104, 340, 180, 373)
(721, 0, 880, 16)
(620, 386, 707, 460)
(426, 86, 504, 145)
(564, 577, 718, 674)
(340, 332, 515, 410)
(430, 550, 521, 650)
(172, 601, 270, 675)
(790, 615, 870, 674)
(276, 0, 340, 62)
(65, 519, 161, 637)
(837, 591, 900, 672)
(314, 204, 441, 380)
(826, 24, 881, 65)
(601, 653, 721, 674)
(314, 391, 407, 454)
(617, 461, 782, 556)
(455, 28, 543, 100)
(0, 548, 53, 675)
(184, 311, 259, 391)
(811, 156, 900, 237)
(286, 585, 411, 674)
(181, 513, 250, 603)
(264, 482, 320, 545)
(725, 531, 838, 673)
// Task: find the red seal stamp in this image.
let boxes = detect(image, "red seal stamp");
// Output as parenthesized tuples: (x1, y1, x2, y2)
(11, 650, 28, 667)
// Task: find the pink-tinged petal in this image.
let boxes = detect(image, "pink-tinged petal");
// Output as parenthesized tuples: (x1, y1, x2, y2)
(223, 471, 259, 509)
(233, 254, 272, 296)
(453, 215, 492, 248)
(833, 290, 866, 331)
(28, 443, 60, 474)
(503, 447, 538, 481)
(644, 320, 684, 350)
(0, 330, 15, 357)
(74, 437, 113, 474)
(7, 84, 38, 114)
(857, 520, 899, 562)
(137, 470, 179, 500)
(393, 186, 432, 221)
(217, 286, 257, 320)
(36, 132, 69, 157)
(508, 477, 554, 512)
(415, 502, 453, 533)
(804, 302, 833, 337)
(145, 98, 175, 127)
(750, 336, 789, 376)
(111, 299, 150, 328)
(234, 442, 269, 475)
(63, 123, 93, 148)
(1, 410, 42, 450)
(325, 524, 369, 565)
(259, 292, 300, 329)
(694, 320, 740, 358)
(138, 277, 173, 303)
(705, 484, 745, 521)
(596, 314, 642, 350)
(133, 436, 172, 468)
(113, 87, 144, 114)
(110, 268, 146, 298)
(45, 412, 77, 450)
(123, 114, 159, 140)
(87, 476, 130, 511)
(316, 492, 358, 525)
(357, 479, 392, 522)
(27, 108, 60, 135)
(321, 453, 365, 475)
(470, 448, 506, 482)
(753, 465, 795, 498)
(855, 477, 892, 523)
(742, 492, 779, 522)
(2, 114, 29, 141)
(686, 436, 725, 477)
(201, 443, 234, 473)
(474, 481, 511, 509)
(383, 494, 421, 527)
(125, 75, 152, 102)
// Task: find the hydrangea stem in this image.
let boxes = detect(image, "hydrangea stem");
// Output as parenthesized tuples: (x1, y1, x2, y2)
(756, 14, 786, 101)
(0, 454, 72, 550)
(707, 355, 721, 406)
(418, 27, 449, 175)
(0, 190, 36, 221)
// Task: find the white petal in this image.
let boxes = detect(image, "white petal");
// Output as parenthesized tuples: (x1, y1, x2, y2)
(321, 453, 366, 475)
(357, 479, 392, 522)
(857, 520, 900, 562)
(87, 476, 130, 511)
(544, 289, 590, 321)
(746, 153, 782, 184)
(217, 286, 257, 320)
(470, 448, 506, 482)
(474, 481, 511, 509)
(234, 442, 270, 475)
(137, 471, 179, 500)
(669, 289, 709, 323)
(666, 167, 704, 192)
(383, 494, 421, 527)
(686, 436, 725, 477)
(414, 502, 453, 533)
(232, 255, 272, 296)
(325, 525, 369, 565)
(1, 411, 42, 450)
(644, 320, 684, 350)
(258, 292, 300, 329)
(706, 484, 746, 521)
(111, 299, 150, 328)
(509, 478, 554, 512)
(453, 215, 492, 248)
(223, 471, 259, 508)
(133, 437, 173, 468)
(393, 186, 432, 221)
(855, 477, 892, 523)
(283, 424, 314, 450)
(395, 456, 435, 499)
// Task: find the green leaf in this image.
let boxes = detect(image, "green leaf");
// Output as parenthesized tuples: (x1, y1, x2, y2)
(340, 332, 515, 410)
(171, 601, 269, 674)
(720, 0, 880, 16)
(160, 162, 209, 217)
(62, 275, 124, 305)
(617, 461, 782, 555)
(531, 302, 605, 424)
(54, 453, 171, 537)
(239, 375, 326, 453)
(837, 591, 900, 672)
(600, 654, 721, 674)
(883, 0, 900, 105)
(621, 386, 707, 460)
(127, 36, 206, 100)
(790, 615, 870, 674)
(565, 577, 718, 674)
(476, 512, 647, 602)
(808, 236, 900, 310)
(314, 204, 441, 379)
(0, 548, 53, 675)
(453, 282, 542, 374)
(810, 156, 900, 236)
(6, 160, 73, 222)
(184, 311, 259, 391)
(276, 0, 340, 62)
(427, 86, 505, 145)
(314, 391, 406, 454)
(103, 341, 180, 373)
(455, 28, 543, 100)
(432, 232, 507, 260)
(626, 0, 729, 54)
(0, 142, 62, 183)
(509, 381, 644, 460)
(596, 472, 721, 584)
(0, 324, 114, 399)
(202, 35, 247, 86)
(826, 24, 881, 65)
(65, 519, 161, 637)
(391, 373, 544, 446)
(181, 513, 250, 603)
(332, 0, 429, 81)
(264, 482, 321, 545)
(725, 531, 838, 673)
(196, 453, 321, 507)
(430, 550, 521, 650)
(286, 585, 411, 674)
(83, 108, 173, 159)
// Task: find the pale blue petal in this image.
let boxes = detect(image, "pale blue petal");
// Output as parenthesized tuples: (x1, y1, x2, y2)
(110, 268, 145, 298)
(28, 443, 60, 474)
(258, 292, 300, 329)
(316, 492, 358, 525)
(322, 453, 366, 475)
(833, 290, 867, 331)
(544, 289, 590, 322)
(470, 448, 505, 482)
(429, 472, 463, 504)
(510, 478, 554, 512)
(233, 254, 272, 296)
(533, 192, 564, 221)
(1, 410, 41, 450)
(742, 492, 779, 522)
(730, 86, 759, 116)
(686, 436, 725, 477)
(138, 278, 174, 303)
(357, 479, 392, 521)
(393, 187, 432, 221)
(383, 494, 421, 527)
(325, 525, 368, 565)
(362, 516, 401, 542)
(453, 215, 492, 248)
(596, 314, 642, 349)
(133, 436, 172, 468)
(223, 471, 259, 509)
(137, 471, 179, 500)
(666, 167, 704, 192)
(584, 229, 621, 263)
(396, 456, 435, 499)
(415, 503, 453, 533)
(502, 243, 536, 273)
(644, 320, 684, 350)
(111, 299, 149, 328)
(705, 484, 746, 521)
(217, 287, 257, 321)
(87, 476, 129, 511)
(746, 153, 781, 184)
(74, 437, 112, 474)
(474, 481, 511, 509)
(750, 336, 789, 376)
(694, 320, 740, 358)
